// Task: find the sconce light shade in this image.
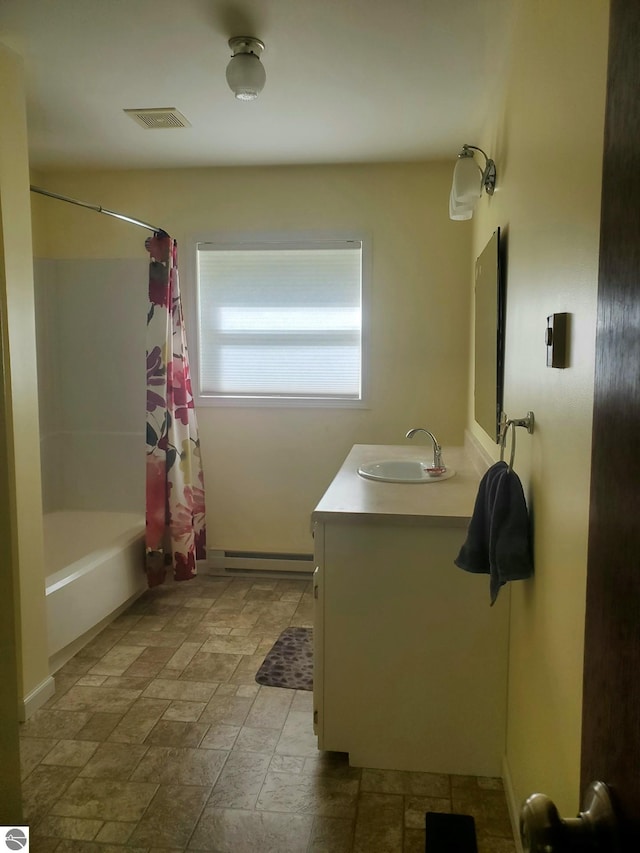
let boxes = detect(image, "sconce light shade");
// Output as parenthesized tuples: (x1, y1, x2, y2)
(449, 144, 496, 220)
(226, 37, 266, 101)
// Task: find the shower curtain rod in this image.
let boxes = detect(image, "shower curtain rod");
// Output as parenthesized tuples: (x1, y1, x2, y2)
(30, 185, 163, 233)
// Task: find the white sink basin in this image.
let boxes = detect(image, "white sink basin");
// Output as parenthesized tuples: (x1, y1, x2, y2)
(357, 460, 456, 483)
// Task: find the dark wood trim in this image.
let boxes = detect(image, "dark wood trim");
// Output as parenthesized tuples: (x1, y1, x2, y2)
(581, 0, 640, 844)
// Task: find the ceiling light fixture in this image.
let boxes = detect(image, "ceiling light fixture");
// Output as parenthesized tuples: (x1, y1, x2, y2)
(449, 144, 497, 220)
(226, 36, 266, 101)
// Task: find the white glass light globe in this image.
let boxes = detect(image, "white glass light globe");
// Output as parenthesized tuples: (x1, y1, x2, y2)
(226, 53, 266, 101)
(452, 155, 482, 205)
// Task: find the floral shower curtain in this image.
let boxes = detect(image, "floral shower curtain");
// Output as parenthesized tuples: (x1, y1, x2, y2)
(145, 232, 206, 587)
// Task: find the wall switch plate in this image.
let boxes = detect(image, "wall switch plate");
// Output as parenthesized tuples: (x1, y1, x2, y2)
(546, 312, 569, 368)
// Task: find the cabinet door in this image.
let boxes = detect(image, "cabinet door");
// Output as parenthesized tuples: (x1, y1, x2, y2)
(312, 522, 324, 745)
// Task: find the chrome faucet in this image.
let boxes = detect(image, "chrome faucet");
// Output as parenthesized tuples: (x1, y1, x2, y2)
(405, 428, 443, 469)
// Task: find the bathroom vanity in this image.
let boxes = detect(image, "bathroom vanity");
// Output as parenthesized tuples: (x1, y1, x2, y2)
(311, 443, 509, 777)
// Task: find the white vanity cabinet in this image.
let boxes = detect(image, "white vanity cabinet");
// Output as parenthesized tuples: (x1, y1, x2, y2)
(311, 444, 509, 777)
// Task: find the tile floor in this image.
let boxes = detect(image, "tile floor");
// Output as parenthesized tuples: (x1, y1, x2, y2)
(20, 574, 518, 852)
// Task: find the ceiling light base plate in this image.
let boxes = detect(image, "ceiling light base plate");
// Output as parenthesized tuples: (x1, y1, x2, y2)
(228, 37, 265, 57)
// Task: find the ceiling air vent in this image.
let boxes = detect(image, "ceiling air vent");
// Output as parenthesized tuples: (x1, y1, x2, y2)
(124, 108, 191, 129)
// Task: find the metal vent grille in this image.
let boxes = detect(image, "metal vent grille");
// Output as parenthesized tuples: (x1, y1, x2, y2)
(124, 108, 191, 129)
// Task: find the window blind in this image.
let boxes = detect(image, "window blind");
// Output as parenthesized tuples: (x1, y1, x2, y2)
(196, 241, 363, 401)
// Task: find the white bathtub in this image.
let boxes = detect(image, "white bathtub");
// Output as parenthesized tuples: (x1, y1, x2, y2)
(44, 511, 147, 670)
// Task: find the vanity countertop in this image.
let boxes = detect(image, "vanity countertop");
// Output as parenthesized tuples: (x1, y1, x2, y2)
(312, 444, 483, 528)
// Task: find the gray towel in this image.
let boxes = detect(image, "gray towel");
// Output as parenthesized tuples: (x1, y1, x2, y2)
(455, 461, 533, 604)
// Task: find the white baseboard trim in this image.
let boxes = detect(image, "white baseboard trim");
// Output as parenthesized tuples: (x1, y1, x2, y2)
(502, 754, 525, 853)
(20, 675, 56, 721)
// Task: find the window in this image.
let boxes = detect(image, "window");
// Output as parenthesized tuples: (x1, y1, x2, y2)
(194, 237, 365, 406)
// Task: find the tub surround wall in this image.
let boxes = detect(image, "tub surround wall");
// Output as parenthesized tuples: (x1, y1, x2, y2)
(34, 258, 146, 513)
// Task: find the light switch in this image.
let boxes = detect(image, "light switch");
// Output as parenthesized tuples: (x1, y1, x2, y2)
(546, 313, 568, 368)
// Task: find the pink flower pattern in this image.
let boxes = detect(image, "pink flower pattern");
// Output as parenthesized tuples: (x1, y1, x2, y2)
(145, 234, 206, 587)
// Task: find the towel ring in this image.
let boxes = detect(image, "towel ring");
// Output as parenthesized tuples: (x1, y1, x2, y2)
(500, 412, 535, 470)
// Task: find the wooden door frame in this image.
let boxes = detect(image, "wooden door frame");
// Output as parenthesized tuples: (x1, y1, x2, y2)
(581, 0, 640, 846)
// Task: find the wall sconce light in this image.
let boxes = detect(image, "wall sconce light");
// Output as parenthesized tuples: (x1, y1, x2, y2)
(226, 37, 266, 101)
(449, 144, 497, 220)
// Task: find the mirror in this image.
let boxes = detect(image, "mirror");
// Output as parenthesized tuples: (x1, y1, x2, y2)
(474, 227, 505, 442)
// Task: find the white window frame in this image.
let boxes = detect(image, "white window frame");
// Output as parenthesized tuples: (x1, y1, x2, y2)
(189, 231, 370, 408)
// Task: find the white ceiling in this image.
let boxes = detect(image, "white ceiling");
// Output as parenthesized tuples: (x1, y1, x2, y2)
(0, 0, 515, 170)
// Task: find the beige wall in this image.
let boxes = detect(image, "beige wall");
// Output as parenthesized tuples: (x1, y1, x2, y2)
(0, 42, 49, 812)
(32, 163, 472, 554)
(468, 0, 609, 817)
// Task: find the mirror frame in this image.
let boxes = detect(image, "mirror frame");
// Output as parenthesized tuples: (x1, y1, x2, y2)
(474, 227, 505, 442)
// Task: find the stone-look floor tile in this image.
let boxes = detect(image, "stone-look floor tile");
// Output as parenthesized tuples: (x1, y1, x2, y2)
(181, 650, 242, 682)
(131, 745, 228, 786)
(236, 683, 260, 699)
(270, 754, 306, 774)
(208, 751, 272, 810)
(21, 765, 79, 823)
(129, 784, 210, 848)
(75, 630, 121, 661)
(34, 815, 103, 841)
(20, 709, 92, 740)
(302, 752, 362, 780)
(74, 712, 123, 742)
(182, 597, 216, 609)
(87, 644, 145, 676)
(102, 675, 153, 691)
(134, 614, 173, 631)
(199, 694, 254, 726)
(40, 739, 100, 768)
(20, 737, 58, 779)
(162, 699, 207, 721)
(75, 674, 108, 687)
(215, 683, 240, 697)
(201, 634, 260, 655)
(144, 719, 210, 748)
(228, 653, 268, 685)
(200, 723, 241, 751)
(123, 629, 188, 648)
(291, 690, 314, 712)
(404, 796, 451, 829)
(143, 677, 217, 702)
(244, 686, 294, 730)
(352, 792, 404, 853)
(163, 641, 203, 672)
(163, 609, 207, 631)
(50, 777, 158, 821)
(26, 836, 60, 852)
(256, 771, 359, 817)
(122, 644, 176, 675)
(477, 836, 518, 853)
(54, 842, 148, 852)
(361, 767, 450, 797)
(52, 685, 142, 713)
(452, 791, 514, 839)
(451, 773, 478, 790)
(235, 725, 281, 753)
(308, 816, 355, 852)
(404, 828, 427, 852)
(78, 742, 149, 780)
(478, 775, 504, 790)
(94, 821, 136, 844)
(189, 806, 313, 853)
(107, 697, 170, 744)
(275, 709, 318, 758)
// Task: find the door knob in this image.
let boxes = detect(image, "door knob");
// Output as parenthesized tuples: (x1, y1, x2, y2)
(520, 780, 620, 852)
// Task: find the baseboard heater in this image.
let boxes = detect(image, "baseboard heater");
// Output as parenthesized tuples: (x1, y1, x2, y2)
(208, 549, 314, 574)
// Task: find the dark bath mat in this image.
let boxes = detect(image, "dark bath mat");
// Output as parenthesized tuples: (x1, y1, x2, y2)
(255, 626, 313, 691)
(425, 812, 478, 852)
